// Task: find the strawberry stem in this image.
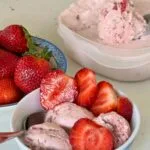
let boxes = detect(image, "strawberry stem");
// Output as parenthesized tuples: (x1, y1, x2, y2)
(22, 27, 36, 51)
(22, 27, 59, 68)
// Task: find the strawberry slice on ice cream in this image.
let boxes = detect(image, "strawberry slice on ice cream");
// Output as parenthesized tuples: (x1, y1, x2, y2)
(40, 70, 78, 110)
(91, 81, 118, 116)
(117, 96, 133, 122)
(75, 68, 97, 108)
(70, 118, 113, 150)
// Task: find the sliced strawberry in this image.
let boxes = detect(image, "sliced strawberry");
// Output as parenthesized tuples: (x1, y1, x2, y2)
(75, 68, 97, 108)
(117, 96, 133, 122)
(70, 118, 113, 150)
(40, 70, 78, 110)
(91, 81, 118, 116)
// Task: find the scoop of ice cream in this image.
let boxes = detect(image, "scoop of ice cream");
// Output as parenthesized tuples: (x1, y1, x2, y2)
(45, 102, 94, 130)
(60, 0, 146, 44)
(24, 122, 72, 150)
(60, 0, 104, 31)
(93, 111, 131, 148)
(98, 0, 146, 44)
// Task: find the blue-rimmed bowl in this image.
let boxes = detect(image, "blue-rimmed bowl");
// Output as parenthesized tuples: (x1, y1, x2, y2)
(0, 36, 67, 110)
(32, 36, 67, 72)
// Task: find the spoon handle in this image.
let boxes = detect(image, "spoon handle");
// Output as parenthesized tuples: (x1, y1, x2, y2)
(0, 131, 24, 143)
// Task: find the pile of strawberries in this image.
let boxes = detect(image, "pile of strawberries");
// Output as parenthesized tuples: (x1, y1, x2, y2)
(40, 68, 133, 150)
(0, 25, 52, 105)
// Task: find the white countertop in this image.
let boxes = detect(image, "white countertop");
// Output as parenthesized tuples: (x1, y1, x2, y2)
(0, 0, 149, 149)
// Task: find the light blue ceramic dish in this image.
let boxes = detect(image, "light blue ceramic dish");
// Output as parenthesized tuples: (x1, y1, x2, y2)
(32, 36, 67, 72)
(0, 37, 67, 109)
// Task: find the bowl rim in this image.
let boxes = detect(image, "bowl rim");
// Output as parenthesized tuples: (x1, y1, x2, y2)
(32, 36, 67, 72)
(10, 88, 141, 150)
(58, 16, 150, 58)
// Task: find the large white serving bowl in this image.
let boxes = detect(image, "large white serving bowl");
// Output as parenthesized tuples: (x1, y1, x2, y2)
(11, 88, 140, 150)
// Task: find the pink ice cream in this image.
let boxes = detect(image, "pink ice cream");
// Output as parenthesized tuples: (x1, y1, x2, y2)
(24, 122, 72, 150)
(60, 0, 147, 45)
(60, 0, 104, 31)
(98, 0, 146, 44)
(93, 111, 131, 148)
(45, 102, 94, 130)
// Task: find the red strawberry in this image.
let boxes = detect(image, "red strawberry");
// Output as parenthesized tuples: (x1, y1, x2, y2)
(113, 0, 127, 12)
(14, 55, 51, 94)
(121, 0, 127, 12)
(70, 118, 113, 150)
(75, 68, 97, 108)
(0, 78, 23, 105)
(91, 81, 118, 116)
(0, 49, 19, 79)
(0, 25, 32, 53)
(40, 70, 78, 110)
(117, 96, 133, 122)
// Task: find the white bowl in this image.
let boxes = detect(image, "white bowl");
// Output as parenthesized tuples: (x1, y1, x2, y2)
(11, 88, 140, 150)
(57, 0, 150, 82)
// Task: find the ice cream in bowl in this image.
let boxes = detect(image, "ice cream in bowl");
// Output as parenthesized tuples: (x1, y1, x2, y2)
(11, 68, 140, 150)
(58, 0, 150, 81)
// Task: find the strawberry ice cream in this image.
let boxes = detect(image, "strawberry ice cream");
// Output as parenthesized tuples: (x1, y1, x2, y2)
(98, 0, 146, 44)
(60, 0, 147, 45)
(24, 122, 72, 150)
(45, 102, 94, 130)
(93, 111, 131, 148)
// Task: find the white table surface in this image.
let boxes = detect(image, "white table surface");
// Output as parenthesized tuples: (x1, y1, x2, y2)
(0, 0, 149, 149)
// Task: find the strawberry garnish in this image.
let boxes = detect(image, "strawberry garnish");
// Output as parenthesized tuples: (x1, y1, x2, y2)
(40, 70, 78, 110)
(0, 49, 19, 79)
(117, 96, 133, 122)
(70, 118, 113, 150)
(0, 78, 23, 105)
(0, 25, 32, 53)
(91, 81, 118, 116)
(75, 68, 97, 108)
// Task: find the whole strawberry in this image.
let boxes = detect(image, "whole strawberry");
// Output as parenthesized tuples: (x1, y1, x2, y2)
(14, 51, 52, 93)
(0, 24, 32, 53)
(0, 49, 19, 79)
(0, 78, 23, 105)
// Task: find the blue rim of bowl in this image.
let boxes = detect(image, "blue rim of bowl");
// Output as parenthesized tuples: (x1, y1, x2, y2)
(32, 36, 67, 72)
(0, 37, 67, 108)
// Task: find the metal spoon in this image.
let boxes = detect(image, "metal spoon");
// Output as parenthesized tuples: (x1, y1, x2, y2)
(0, 111, 45, 143)
(143, 14, 150, 36)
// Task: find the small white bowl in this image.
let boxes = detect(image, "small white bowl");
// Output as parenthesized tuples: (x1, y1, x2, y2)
(57, 1, 150, 82)
(11, 88, 140, 150)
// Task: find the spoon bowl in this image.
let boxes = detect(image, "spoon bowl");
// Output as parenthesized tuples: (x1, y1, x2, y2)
(0, 111, 45, 144)
(143, 14, 150, 36)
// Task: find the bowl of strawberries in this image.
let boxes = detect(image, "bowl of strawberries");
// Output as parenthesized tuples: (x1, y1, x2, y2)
(11, 68, 140, 150)
(0, 24, 67, 108)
